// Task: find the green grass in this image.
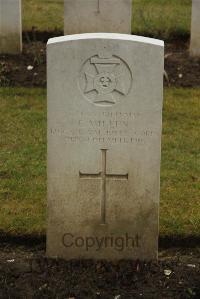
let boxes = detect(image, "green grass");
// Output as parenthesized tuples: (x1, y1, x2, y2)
(22, 0, 64, 33)
(0, 88, 46, 235)
(161, 88, 200, 237)
(132, 0, 191, 39)
(0, 87, 199, 237)
(22, 0, 191, 39)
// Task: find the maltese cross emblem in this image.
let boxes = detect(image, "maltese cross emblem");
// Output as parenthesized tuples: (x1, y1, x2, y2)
(79, 53, 132, 106)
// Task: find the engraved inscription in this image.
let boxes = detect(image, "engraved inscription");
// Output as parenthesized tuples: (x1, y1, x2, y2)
(79, 53, 132, 106)
(49, 111, 158, 145)
(79, 149, 128, 224)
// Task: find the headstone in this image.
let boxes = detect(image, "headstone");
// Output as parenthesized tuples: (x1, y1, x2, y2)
(64, 0, 132, 35)
(0, 0, 22, 54)
(47, 33, 164, 260)
(190, 0, 200, 56)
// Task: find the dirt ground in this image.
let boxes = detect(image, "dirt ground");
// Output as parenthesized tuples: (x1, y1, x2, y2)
(0, 36, 200, 88)
(0, 241, 199, 299)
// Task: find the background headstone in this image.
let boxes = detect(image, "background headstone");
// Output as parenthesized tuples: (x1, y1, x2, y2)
(64, 0, 132, 35)
(190, 0, 200, 57)
(0, 0, 22, 54)
(47, 33, 164, 260)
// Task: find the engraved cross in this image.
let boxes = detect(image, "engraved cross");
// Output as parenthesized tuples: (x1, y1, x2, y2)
(97, 0, 100, 13)
(79, 149, 128, 225)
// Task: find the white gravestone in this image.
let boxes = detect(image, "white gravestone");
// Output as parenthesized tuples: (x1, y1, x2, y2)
(0, 0, 22, 54)
(47, 33, 164, 260)
(64, 0, 132, 35)
(190, 0, 200, 57)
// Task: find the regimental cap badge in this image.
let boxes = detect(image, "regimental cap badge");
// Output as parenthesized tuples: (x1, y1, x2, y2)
(79, 52, 132, 106)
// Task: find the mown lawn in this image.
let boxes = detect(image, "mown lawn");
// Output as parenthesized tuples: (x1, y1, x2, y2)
(161, 88, 200, 237)
(22, 0, 191, 39)
(132, 0, 191, 38)
(0, 87, 199, 237)
(0, 88, 46, 235)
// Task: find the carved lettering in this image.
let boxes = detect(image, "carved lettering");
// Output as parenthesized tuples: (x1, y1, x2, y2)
(50, 110, 158, 145)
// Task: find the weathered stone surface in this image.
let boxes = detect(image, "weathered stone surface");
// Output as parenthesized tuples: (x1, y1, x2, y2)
(190, 0, 200, 57)
(64, 0, 132, 35)
(47, 33, 164, 260)
(0, 0, 22, 54)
